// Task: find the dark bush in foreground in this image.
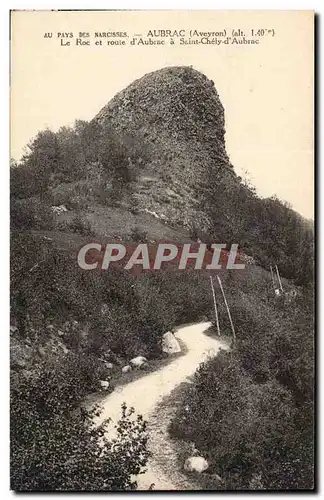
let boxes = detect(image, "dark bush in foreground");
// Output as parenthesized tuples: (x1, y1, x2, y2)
(11, 365, 149, 491)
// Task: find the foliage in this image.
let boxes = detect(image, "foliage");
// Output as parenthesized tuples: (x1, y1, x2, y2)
(130, 226, 148, 243)
(10, 118, 313, 285)
(10, 230, 213, 359)
(11, 362, 149, 491)
(202, 167, 314, 286)
(67, 214, 94, 236)
(10, 120, 142, 204)
(170, 286, 314, 490)
(11, 198, 55, 231)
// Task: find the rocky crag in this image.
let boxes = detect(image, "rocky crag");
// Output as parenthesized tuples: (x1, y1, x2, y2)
(93, 66, 237, 233)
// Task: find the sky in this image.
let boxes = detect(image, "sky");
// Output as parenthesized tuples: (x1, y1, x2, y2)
(10, 10, 314, 219)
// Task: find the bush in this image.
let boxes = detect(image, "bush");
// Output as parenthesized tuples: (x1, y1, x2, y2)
(130, 226, 148, 243)
(11, 199, 55, 231)
(170, 348, 313, 489)
(27, 352, 107, 410)
(11, 388, 149, 491)
(10, 354, 149, 491)
(68, 214, 94, 236)
(169, 285, 314, 490)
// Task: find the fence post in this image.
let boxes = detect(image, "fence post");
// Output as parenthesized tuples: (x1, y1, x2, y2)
(270, 265, 276, 293)
(217, 276, 236, 344)
(210, 276, 220, 336)
(275, 265, 284, 293)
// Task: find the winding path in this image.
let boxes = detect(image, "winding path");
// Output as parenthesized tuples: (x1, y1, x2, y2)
(97, 321, 226, 490)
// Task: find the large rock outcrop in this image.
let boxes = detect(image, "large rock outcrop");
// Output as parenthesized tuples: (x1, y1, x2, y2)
(93, 66, 237, 233)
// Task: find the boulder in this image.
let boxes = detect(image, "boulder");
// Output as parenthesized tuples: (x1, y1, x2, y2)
(105, 362, 114, 369)
(162, 331, 181, 355)
(130, 356, 147, 368)
(99, 380, 110, 390)
(122, 365, 132, 373)
(184, 456, 209, 473)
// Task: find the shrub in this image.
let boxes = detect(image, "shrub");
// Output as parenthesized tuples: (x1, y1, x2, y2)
(11, 371, 149, 492)
(169, 284, 314, 490)
(170, 349, 313, 490)
(10, 346, 149, 491)
(11, 199, 55, 231)
(68, 214, 94, 236)
(130, 226, 148, 243)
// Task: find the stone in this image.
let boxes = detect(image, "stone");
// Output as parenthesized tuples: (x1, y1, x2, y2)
(162, 331, 181, 354)
(99, 380, 110, 390)
(130, 356, 147, 368)
(105, 362, 114, 369)
(184, 456, 209, 473)
(239, 253, 256, 266)
(122, 365, 132, 373)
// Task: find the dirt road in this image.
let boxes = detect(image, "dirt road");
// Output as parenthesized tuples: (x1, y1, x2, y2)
(97, 321, 226, 490)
